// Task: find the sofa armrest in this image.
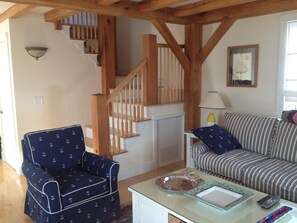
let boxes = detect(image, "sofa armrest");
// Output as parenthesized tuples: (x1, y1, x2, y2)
(191, 143, 211, 170)
(82, 152, 120, 192)
(22, 160, 62, 212)
(192, 143, 211, 155)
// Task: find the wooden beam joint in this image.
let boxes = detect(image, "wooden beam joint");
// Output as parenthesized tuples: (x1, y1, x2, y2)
(151, 19, 191, 74)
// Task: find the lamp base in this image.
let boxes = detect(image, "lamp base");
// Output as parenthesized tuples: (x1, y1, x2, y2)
(206, 112, 216, 126)
(206, 122, 215, 126)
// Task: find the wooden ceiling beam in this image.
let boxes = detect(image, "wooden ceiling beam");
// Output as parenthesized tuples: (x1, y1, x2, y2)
(96, 0, 121, 6)
(173, 0, 258, 17)
(151, 19, 191, 73)
(0, 0, 193, 24)
(0, 4, 35, 23)
(138, 0, 187, 12)
(195, 0, 297, 24)
(197, 17, 236, 63)
(44, 9, 78, 22)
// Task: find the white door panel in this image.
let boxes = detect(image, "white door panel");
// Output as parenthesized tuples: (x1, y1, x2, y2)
(0, 33, 20, 171)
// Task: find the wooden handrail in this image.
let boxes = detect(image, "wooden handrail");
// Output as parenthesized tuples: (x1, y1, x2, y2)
(107, 58, 148, 104)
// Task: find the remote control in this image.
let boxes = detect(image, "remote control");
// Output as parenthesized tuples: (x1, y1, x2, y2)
(257, 195, 280, 209)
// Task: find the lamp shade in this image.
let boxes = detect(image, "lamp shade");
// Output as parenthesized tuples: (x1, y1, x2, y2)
(25, 47, 47, 60)
(199, 91, 226, 109)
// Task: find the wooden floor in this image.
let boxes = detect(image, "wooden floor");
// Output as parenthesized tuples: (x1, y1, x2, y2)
(0, 160, 185, 223)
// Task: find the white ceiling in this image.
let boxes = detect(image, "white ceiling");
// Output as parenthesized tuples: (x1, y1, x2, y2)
(0, 2, 15, 13)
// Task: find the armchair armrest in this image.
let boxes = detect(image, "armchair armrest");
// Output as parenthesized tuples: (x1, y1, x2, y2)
(22, 160, 62, 212)
(82, 152, 120, 192)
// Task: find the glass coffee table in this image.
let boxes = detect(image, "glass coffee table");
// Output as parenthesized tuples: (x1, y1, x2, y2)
(128, 168, 297, 223)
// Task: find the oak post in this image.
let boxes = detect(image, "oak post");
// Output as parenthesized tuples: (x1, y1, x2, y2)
(184, 24, 202, 131)
(99, 15, 116, 95)
(91, 94, 111, 158)
(184, 24, 202, 162)
(142, 34, 158, 105)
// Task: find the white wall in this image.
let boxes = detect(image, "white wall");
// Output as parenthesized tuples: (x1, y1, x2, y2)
(201, 13, 282, 125)
(116, 17, 184, 75)
(1, 13, 101, 170)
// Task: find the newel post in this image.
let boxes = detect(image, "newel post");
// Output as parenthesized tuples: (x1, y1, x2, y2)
(91, 94, 111, 158)
(142, 34, 158, 105)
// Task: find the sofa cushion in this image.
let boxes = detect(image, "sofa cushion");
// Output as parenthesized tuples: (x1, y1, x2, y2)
(195, 149, 270, 181)
(223, 112, 277, 155)
(53, 170, 109, 208)
(270, 120, 297, 163)
(192, 125, 242, 155)
(243, 158, 297, 202)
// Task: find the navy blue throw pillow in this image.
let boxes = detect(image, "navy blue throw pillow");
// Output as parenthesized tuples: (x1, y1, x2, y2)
(192, 125, 242, 155)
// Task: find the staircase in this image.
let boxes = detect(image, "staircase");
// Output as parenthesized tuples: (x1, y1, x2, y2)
(59, 14, 152, 154)
(56, 12, 185, 179)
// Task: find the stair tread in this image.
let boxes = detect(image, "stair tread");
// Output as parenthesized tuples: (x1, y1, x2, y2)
(110, 113, 150, 122)
(84, 138, 127, 156)
(110, 147, 128, 156)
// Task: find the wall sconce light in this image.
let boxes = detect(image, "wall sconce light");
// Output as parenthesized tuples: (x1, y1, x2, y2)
(199, 91, 226, 126)
(25, 47, 48, 60)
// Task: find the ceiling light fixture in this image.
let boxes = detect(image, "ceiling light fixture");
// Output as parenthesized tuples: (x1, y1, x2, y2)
(25, 47, 48, 60)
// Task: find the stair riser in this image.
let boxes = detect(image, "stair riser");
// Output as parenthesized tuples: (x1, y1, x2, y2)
(85, 122, 140, 149)
(85, 126, 138, 150)
(109, 136, 136, 149)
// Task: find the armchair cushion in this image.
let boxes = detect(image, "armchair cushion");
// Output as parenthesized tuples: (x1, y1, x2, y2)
(24, 125, 85, 173)
(53, 170, 109, 208)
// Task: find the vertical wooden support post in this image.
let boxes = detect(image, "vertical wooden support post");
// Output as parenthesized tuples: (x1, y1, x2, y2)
(99, 15, 116, 95)
(184, 24, 202, 131)
(142, 34, 158, 105)
(184, 24, 202, 162)
(91, 94, 111, 158)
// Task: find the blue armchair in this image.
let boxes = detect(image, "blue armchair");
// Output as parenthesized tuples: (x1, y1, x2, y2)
(21, 125, 120, 223)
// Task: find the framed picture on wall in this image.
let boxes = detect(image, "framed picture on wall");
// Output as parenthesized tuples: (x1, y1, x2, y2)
(227, 44, 258, 87)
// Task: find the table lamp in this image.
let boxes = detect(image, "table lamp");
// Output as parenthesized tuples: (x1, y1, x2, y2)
(199, 91, 226, 126)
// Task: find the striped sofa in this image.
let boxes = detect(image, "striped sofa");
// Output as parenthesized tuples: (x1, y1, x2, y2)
(190, 112, 297, 202)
